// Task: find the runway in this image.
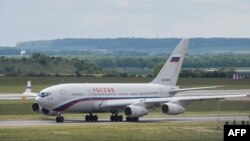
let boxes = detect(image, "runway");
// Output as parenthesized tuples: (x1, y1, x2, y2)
(0, 94, 34, 100)
(0, 115, 249, 127)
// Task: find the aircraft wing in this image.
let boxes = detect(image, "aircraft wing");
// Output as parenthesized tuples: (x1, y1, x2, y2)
(168, 86, 223, 94)
(135, 94, 249, 109)
(101, 94, 248, 110)
(144, 94, 247, 103)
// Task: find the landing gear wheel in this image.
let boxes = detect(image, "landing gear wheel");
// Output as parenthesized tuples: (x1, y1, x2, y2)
(134, 117, 138, 122)
(89, 114, 93, 122)
(110, 114, 123, 122)
(110, 115, 115, 122)
(118, 115, 123, 122)
(126, 117, 139, 122)
(85, 115, 90, 122)
(85, 114, 98, 122)
(59, 116, 64, 123)
(56, 115, 64, 123)
(56, 116, 60, 123)
(114, 115, 119, 122)
(93, 115, 98, 122)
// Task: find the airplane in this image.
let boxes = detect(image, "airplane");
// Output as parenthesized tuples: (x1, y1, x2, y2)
(23, 38, 248, 123)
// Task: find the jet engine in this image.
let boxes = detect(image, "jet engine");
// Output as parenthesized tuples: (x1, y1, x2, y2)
(161, 102, 185, 115)
(32, 103, 41, 112)
(124, 105, 148, 117)
(41, 108, 58, 116)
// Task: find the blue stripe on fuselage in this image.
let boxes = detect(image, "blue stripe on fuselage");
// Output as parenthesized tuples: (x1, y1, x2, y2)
(53, 96, 160, 111)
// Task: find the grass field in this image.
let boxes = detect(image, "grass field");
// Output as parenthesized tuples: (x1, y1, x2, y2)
(0, 76, 250, 93)
(0, 99, 245, 141)
(0, 76, 153, 93)
(0, 122, 223, 141)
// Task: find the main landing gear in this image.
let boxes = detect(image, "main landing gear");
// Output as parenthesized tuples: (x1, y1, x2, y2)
(110, 114, 123, 122)
(85, 113, 98, 122)
(55, 113, 138, 123)
(56, 115, 64, 123)
(126, 117, 139, 122)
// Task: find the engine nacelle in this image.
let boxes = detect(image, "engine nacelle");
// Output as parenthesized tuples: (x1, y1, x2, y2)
(124, 105, 148, 117)
(32, 103, 41, 112)
(161, 103, 185, 115)
(41, 108, 58, 116)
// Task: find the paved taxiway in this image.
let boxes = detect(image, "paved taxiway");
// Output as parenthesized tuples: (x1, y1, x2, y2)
(0, 115, 249, 127)
(0, 94, 33, 100)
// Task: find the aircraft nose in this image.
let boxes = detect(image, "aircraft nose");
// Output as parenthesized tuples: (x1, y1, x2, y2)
(35, 96, 42, 104)
(35, 96, 47, 108)
(35, 96, 48, 108)
(35, 95, 53, 109)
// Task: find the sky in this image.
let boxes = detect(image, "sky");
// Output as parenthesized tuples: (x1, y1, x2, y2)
(0, 0, 250, 46)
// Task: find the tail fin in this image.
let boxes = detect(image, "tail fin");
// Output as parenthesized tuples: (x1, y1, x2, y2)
(151, 38, 190, 86)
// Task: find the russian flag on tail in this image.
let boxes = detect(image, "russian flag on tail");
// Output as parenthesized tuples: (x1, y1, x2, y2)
(170, 56, 180, 62)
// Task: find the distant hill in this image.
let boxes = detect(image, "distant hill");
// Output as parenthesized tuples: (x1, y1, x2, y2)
(0, 47, 20, 55)
(2, 38, 250, 55)
(16, 38, 179, 54)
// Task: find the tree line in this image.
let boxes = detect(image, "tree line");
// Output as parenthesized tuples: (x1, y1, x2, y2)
(94, 54, 250, 68)
(0, 53, 249, 77)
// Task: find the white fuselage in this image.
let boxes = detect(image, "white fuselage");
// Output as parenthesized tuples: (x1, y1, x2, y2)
(36, 83, 173, 113)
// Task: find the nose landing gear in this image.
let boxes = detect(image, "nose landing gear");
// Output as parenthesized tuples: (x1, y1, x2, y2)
(56, 115, 64, 123)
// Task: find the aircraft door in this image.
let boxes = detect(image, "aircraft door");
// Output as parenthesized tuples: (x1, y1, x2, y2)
(60, 89, 67, 101)
(87, 88, 92, 96)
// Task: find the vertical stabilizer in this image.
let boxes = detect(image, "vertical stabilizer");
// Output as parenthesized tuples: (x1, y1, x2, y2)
(151, 38, 190, 86)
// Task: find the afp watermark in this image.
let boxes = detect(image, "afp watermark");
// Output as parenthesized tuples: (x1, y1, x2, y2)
(224, 125, 250, 141)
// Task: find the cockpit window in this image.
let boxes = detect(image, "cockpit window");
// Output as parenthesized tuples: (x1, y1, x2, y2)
(39, 92, 51, 97)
